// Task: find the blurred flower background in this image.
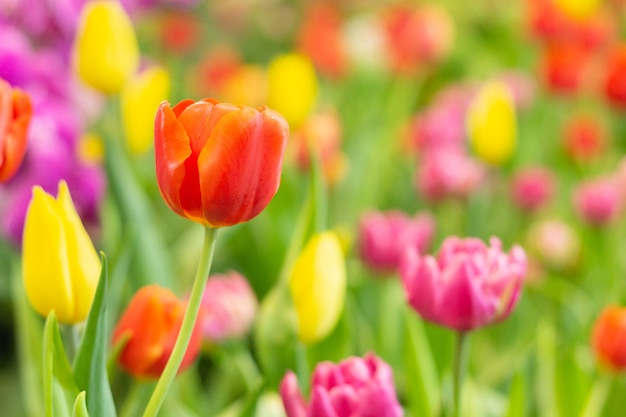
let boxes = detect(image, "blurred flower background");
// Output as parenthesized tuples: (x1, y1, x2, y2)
(2, 0, 626, 416)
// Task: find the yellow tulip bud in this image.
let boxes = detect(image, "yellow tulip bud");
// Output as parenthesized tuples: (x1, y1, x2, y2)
(22, 181, 101, 324)
(467, 81, 517, 166)
(73, 0, 139, 94)
(288, 231, 346, 344)
(121, 66, 170, 155)
(267, 53, 318, 129)
(554, 0, 599, 20)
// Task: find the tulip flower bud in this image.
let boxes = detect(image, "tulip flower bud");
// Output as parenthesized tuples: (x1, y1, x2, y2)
(199, 271, 258, 343)
(573, 177, 621, 226)
(358, 210, 435, 273)
(267, 53, 318, 128)
(400, 236, 527, 332)
(280, 353, 404, 417)
(591, 305, 626, 372)
(154, 98, 289, 227)
(121, 66, 170, 155)
(510, 167, 555, 212)
(467, 81, 517, 166)
(289, 232, 346, 344)
(0, 78, 32, 182)
(112, 285, 202, 379)
(554, 0, 599, 20)
(22, 181, 101, 324)
(73, 0, 139, 94)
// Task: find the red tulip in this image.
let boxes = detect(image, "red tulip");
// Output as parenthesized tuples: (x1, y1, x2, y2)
(112, 285, 202, 379)
(154, 98, 289, 227)
(604, 44, 626, 109)
(0, 78, 32, 183)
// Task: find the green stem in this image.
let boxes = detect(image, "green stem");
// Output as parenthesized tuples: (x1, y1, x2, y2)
(452, 331, 469, 417)
(579, 374, 612, 417)
(142, 226, 219, 417)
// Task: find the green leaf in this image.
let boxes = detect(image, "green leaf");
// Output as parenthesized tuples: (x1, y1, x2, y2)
(72, 392, 90, 417)
(505, 371, 526, 417)
(403, 309, 440, 417)
(73, 254, 117, 417)
(536, 321, 558, 417)
(12, 261, 45, 417)
(43, 311, 79, 417)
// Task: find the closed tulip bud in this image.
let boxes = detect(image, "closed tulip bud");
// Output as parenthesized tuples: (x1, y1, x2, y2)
(467, 81, 517, 165)
(267, 53, 318, 129)
(0, 78, 32, 182)
(280, 353, 404, 417)
(400, 236, 527, 332)
(358, 210, 435, 273)
(73, 1, 139, 94)
(592, 306, 626, 372)
(289, 232, 346, 344)
(510, 167, 555, 212)
(573, 177, 621, 226)
(121, 66, 170, 155)
(526, 219, 581, 272)
(199, 271, 258, 343)
(112, 285, 202, 379)
(22, 181, 101, 324)
(154, 98, 289, 227)
(554, 0, 599, 20)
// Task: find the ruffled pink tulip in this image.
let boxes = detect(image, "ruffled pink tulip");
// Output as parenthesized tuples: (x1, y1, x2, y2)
(400, 236, 527, 332)
(358, 210, 435, 273)
(574, 177, 621, 226)
(280, 353, 403, 417)
(511, 167, 554, 212)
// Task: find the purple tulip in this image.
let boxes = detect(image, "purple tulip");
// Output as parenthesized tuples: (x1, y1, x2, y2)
(400, 236, 527, 332)
(280, 353, 404, 417)
(358, 210, 435, 273)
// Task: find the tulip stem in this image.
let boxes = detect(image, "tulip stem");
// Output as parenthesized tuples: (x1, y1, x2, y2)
(142, 226, 219, 417)
(452, 331, 469, 417)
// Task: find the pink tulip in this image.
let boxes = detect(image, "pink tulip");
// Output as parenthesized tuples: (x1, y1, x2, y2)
(358, 210, 435, 273)
(280, 353, 403, 417)
(198, 271, 258, 343)
(511, 167, 554, 212)
(573, 177, 621, 226)
(400, 236, 527, 332)
(415, 150, 485, 202)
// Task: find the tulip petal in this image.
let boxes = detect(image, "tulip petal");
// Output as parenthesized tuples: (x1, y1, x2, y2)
(197, 107, 288, 227)
(23, 187, 75, 323)
(310, 386, 340, 417)
(279, 372, 308, 417)
(154, 101, 194, 219)
(57, 181, 100, 321)
(329, 385, 359, 416)
(400, 249, 440, 324)
(439, 257, 495, 331)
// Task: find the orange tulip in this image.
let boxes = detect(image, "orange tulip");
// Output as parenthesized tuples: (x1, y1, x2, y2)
(112, 285, 202, 379)
(154, 98, 289, 227)
(591, 306, 626, 372)
(0, 78, 32, 182)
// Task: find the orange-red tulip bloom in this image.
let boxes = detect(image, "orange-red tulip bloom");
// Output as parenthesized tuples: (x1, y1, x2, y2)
(592, 305, 626, 372)
(112, 285, 202, 379)
(154, 98, 289, 227)
(0, 78, 32, 183)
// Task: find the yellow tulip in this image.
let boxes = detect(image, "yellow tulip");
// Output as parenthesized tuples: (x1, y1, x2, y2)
(554, 0, 599, 20)
(22, 181, 101, 324)
(121, 66, 170, 155)
(288, 231, 346, 344)
(73, 0, 139, 94)
(467, 81, 517, 166)
(267, 53, 318, 129)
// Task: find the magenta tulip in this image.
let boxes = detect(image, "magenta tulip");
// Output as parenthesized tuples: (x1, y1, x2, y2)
(400, 236, 527, 332)
(280, 353, 403, 417)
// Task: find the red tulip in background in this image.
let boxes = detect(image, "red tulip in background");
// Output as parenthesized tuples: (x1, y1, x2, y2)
(154, 98, 289, 227)
(562, 114, 607, 163)
(592, 306, 626, 372)
(112, 285, 203, 379)
(0, 77, 32, 183)
(603, 44, 626, 109)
